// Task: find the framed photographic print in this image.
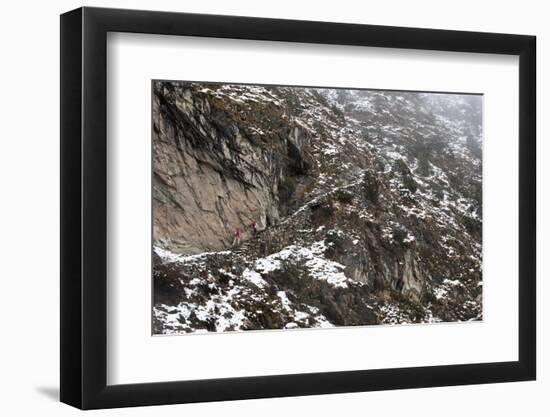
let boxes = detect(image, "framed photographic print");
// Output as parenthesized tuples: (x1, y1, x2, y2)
(60, 7, 536, 409)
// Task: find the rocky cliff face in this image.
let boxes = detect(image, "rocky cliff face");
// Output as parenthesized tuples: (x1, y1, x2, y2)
(152, 81, 482, 334)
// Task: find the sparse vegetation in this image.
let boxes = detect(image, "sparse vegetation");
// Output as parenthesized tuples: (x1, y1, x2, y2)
(278, 176, 296, 203)
(310, 202, 335, 227)
(462, 214, 482, 236)
(362, 170, 380, 203)
(335, 189, 354, 204)
(326, 230, 345, 252)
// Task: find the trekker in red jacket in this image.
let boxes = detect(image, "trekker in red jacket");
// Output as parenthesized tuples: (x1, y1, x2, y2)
(233, 227, 241, 246)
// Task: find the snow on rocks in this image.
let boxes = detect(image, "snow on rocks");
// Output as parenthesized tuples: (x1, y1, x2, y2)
(252, 240, 352, 288)
(434, 278, 464, 301)
(153, 290, 247, 334)
(154, 246, 231, 266)
(277, 291, 334, 329)
(242, 268, 268, 288)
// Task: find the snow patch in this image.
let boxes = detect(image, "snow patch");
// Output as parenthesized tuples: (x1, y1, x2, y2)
(242, 268, 268, 288)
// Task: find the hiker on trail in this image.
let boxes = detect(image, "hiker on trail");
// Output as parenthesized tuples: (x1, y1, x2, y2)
(233, 227, 241, 247)
(251, 220, 257, 236)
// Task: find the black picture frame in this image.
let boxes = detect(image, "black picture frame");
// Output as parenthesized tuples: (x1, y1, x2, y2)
(60, 6, 536, 410)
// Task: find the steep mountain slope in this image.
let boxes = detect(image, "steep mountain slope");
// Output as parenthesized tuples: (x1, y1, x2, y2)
(152, 81, 482, 334)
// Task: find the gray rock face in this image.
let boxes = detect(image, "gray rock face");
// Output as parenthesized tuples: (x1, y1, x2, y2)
(152, 81, 483, 333)
(153, 82, 288, 252)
